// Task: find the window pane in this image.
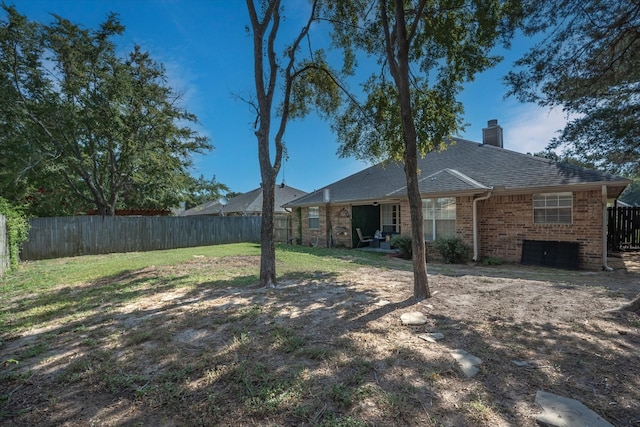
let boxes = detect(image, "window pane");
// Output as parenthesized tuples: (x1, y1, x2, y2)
(435, 198, 456, 219)
(381, 204, 400, 233)
(423, 220, 434, 241)
(558, 208, 572, 223)
(435, 219, 456, 238)
(533, 193, 572, 224)
(533, 209, 546, 223)
(423, 200, 434, 219)
(308, 207, 319, 229)
(558, 196, 572, 207)
(423, 198, 456, 240)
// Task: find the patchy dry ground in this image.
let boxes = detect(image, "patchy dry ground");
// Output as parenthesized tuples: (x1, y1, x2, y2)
(1, 252, 639, 426)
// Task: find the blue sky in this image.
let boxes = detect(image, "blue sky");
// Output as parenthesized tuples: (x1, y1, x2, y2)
(10, 0, 567, 195)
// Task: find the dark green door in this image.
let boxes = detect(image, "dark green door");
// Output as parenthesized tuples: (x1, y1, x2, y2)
(352, 205, 380, 247)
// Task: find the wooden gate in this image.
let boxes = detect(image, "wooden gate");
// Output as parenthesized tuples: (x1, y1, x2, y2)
(608, 207, 640, 251)
(274, 214, 292, 243)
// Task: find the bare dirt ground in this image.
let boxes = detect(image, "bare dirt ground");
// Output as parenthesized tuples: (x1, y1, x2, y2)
(2, 252, 640, 426)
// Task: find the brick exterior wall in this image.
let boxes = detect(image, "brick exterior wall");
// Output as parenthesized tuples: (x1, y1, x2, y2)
(473, 190, 603, 270)
(293, 205, 355, 248)
(292, 189, 604, 270)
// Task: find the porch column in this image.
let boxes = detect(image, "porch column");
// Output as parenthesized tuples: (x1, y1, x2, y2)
(602, 185, 612, 270)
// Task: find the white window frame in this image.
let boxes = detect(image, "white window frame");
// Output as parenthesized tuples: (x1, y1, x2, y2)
(380, 204, 401, 233)
(308, 207, 320, 229)
(422, 197, 456, 241)
(533, 192, 573, 224)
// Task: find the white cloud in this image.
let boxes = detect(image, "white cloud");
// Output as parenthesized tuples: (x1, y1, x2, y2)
(502, 105, 569, 155)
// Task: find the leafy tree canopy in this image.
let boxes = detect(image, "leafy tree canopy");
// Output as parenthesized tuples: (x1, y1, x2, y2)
(328, 0, 521, 163)
(506, 0, 640, 177)
(0, 5, 214, 216)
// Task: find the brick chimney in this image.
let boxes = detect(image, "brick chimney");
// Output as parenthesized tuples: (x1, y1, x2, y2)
(482, 119, 503, 148)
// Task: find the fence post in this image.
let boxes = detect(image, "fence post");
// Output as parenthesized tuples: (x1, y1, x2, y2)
(0, 215, 8, 277)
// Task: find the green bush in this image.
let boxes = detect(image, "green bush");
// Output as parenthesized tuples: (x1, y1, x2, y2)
(0, 197, 30, 270)
(482, 256, 503, 266)
(433, 237, 470, 264)
(390, 235, 413, 260)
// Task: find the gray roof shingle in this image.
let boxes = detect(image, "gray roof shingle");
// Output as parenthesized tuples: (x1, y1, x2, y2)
(285, 138, 629, 207)
(183, 185, 307, 215)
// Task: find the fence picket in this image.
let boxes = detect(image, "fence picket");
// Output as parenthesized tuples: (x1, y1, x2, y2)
(607, 206, 640, 250)
(21, 216, 265, 260)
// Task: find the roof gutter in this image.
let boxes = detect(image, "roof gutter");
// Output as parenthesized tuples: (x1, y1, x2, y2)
(472, 189, 492, 262)
(602, 185, 612, 271)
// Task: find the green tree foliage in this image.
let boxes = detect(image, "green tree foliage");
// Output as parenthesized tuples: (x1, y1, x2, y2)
(0, 6, 212, 216)
(246, 0, 341, 287)
(0, 197, 29, 270)
(506, 1, 640, 177)
(183, 175, 230, 210)
(327, 0, 521, 300)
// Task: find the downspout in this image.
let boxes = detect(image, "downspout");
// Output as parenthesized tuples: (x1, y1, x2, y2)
(472, 190, 492, 262)
(602, 185, 612, 271)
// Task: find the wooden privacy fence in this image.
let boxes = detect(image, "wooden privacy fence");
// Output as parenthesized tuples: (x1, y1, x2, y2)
(21, 216, 262, 261)
(608, 206, 640, 251)
(0, 215, 9, 276)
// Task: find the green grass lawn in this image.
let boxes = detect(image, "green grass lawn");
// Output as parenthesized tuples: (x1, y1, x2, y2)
(0, 243, 399, 337)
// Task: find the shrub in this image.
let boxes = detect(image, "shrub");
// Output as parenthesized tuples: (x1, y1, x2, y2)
(390, 235, 412, 260)
(0, 197, 30, 271)
(482, 256, 503, 266)
(433, 237, 470, 264)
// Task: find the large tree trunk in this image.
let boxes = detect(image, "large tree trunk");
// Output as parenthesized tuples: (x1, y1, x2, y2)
(384, 0, 430, 301)
(404, 147, 430, 300)
(260, 174, 277, 288)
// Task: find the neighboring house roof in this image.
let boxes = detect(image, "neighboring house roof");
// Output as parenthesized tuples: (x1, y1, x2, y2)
(284, 138, 630, 207)
(183, 185, 308, 216)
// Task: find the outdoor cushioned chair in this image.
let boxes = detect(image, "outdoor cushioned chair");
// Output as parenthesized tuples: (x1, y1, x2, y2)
(356, 228, 373, 248)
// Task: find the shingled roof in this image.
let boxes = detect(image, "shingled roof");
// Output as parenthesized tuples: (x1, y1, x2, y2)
(183, 185, 307, 216)
(285, 138, 629, 207)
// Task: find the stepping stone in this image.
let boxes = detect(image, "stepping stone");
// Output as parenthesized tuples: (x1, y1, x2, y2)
(417, 332, 444, 343)
(535, 390, 614, 427)
(451, 349, 482, 377)
(400, 312, 428, 326)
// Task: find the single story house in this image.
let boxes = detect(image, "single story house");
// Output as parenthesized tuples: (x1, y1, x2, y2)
(183, 184, 308, 243)
(182, 185, 307, 216)
(284, 120, 630, 270)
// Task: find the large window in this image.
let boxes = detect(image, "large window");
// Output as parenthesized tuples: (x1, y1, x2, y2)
(533, 192, 572, 224)
(381, 204, 400, 233)
(308, 207, 319, 229)
(423, 198, 456, 240)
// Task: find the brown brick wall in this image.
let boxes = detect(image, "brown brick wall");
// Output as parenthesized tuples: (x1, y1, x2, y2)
(294, 205, 354, 248)
(393, 191, 603, 270)
(473, 190, 603, 270)
(293, 189, 604, 270)
(297, 206, 326, 247)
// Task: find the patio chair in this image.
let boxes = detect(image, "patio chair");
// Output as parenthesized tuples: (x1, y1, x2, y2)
(356, 228, 373, 248)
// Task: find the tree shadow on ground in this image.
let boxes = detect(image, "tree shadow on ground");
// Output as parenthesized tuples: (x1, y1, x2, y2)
(1, 255, 639, 426)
